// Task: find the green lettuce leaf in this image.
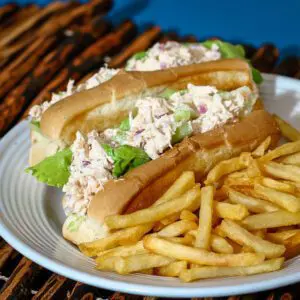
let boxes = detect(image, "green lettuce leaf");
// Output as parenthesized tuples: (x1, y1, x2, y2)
(202, 40, 263, 84)
(25, 148, 72, 187)
(102, 144, 151, 178)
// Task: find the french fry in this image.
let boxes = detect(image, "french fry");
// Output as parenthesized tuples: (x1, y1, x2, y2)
(165, 235, 194, 246)
(205, 153, 251, 184)
(195, 186, 214, 249)
(260, 140, 300, 162)
(242, 245, 253, 253)
(228, 188, 280, 213)
(158, 220, 198, 237)
(273, 114, 300, 141)
(247, 158, 262, 178)
(96, 253, 174, 274)
(242, 211, 300, 230)
(213, 225, 227, 238)
(254, 183, 300, 212)
(156, 261, 187, 277)
(220, 220, 285, 258)
(214, 201, 249, 220)
(280, 152, 300, 166)
(263, 161, 300, 183)
(105, 185, 201, 229)
(260, 177, 296, 194)
(180, 210, 199, 223)
(210, 234, 234, 254)
(252, 136, 271, 157)
(155, 171, 195, 205)
(160, 213, 181, 226)
(227, 170, 249, 179)
(143, 236, 265, 267)
(95, 241, 147, 259)
(79, 223, 153, 256)
(179, 258, 284, 282)
(224, 176, 255, 188)
(266, 230, 300, 244)
(284, 232, 300, 259)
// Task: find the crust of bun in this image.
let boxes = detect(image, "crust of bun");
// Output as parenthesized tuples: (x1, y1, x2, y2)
(40, 59, 253, 144)
(87, 110, 280, 222)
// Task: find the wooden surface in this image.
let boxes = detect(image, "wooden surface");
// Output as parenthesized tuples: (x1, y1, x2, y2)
(0, 1, 300, 299)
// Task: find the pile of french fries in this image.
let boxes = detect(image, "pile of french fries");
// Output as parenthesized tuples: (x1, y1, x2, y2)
(78, 116, 300, 282)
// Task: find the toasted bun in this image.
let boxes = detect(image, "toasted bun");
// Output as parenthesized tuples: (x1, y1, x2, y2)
(88, 110, 280, 222)
(40, 59, 253, 144)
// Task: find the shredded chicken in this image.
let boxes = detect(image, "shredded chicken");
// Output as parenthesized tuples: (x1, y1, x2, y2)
(126, 41, 221, 71)
(62, 131, 113, 216)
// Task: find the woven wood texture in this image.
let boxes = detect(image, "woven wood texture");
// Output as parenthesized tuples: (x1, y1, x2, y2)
(0, 1, 300, 299)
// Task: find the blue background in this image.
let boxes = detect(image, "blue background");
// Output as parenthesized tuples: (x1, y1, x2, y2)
(2, 0, 300, 55)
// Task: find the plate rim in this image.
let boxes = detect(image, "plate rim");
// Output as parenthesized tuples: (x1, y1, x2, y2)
(1, 74, 300, 298)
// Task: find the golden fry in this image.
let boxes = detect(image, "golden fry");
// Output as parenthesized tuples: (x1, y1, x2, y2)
(280, 152, 300, 166)
(260, 140, 300, 162)
(254, 183, 300, 212)
(214, 201, 249, 220)
(165, 235, 195, 246)
(228, 188, 279, 213)
(211, 234, 234, 254)
(95, 241, 147, 259)
(220, 220, 285, 258)
(195, 186, 214, 249)
(266, 230, 300, 244)
(155, 171, 195, 205)
(260, 177, 296, 194)
(105, 185, 200, 229)
(247, 158, 262, 178)
(273, 114, 300, 141)
(252, 136, 271, 157)
(242, 211, 300, 230)
(156, 261, 187, 277)
(96, 253, 174, 274)
(205, 153, 251, 184)
(180, 210, 199, 223)
(264, 161, 300, 183)
(158, 220, 198, 237)
(179, 258, 284, 282)
(79, 223, 153, 257)
(143, 236, 265, 267)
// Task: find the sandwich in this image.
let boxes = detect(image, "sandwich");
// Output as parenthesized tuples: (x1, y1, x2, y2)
(26, 42, 274, 245)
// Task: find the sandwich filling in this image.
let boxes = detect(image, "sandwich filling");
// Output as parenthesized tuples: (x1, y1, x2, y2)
(125, 41, 221, 71)
(60, 84, 256, 216)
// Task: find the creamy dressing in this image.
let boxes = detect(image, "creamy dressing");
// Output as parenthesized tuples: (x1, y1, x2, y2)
(125, 41, 221, 71)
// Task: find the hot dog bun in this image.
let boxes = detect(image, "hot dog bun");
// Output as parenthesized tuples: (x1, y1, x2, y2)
(87, 110, 280, 223)
(40, 59, 254, 144)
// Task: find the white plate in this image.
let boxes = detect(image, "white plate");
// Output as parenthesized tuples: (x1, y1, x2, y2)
(1, 74, 300, 298)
